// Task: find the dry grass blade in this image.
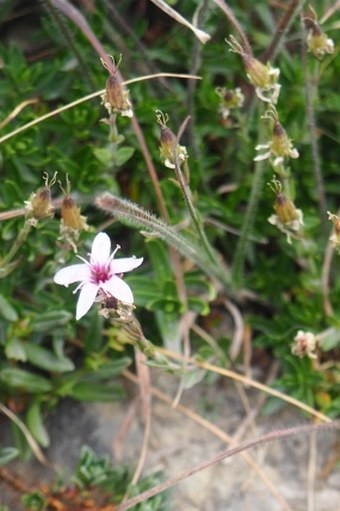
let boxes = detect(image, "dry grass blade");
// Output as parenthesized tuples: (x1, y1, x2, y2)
(149, 0, 211, 43)
(158, 347, 332, 423)
(117, 419, 340, 510)
(0, 73, 200, 146)
(307, 430, 317, 511)
(123, 369, 293, 511)
(223, 297, 244, 360)
(0, 403, 50, 467)
(0, 98, 39, 130)
(129, 349, 152, 487)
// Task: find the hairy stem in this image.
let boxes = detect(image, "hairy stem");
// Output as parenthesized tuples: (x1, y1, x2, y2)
(96, 193, 231, 287)
(232, 105, 266, 287)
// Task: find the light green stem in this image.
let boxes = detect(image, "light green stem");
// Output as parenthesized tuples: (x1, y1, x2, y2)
(174, 158, 218, 267)
(0, 220, 32, 278)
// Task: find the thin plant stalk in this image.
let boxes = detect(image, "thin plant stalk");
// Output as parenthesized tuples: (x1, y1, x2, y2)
(0, 221, 32, 278)
(173, 151, 218, 267)
(0, 404, 49, 467)
(187, 0, 210, 161)
(232, 105, 266, 287)
(300, 13, 327, 226)
(262, 0, 304, 63)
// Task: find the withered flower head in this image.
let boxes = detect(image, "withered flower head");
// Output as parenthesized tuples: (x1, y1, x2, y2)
(156, 110, 188, 169)
(327, 211, 340, 251)
(268, 178, 303, 243)
(215, 86, 244, 119)
(58, 175, 89, 252)
(304, 7, 334, 59)
(255, 107, 299, 167)
(100, 55, 133, 118)
(226, 35, 281, 104)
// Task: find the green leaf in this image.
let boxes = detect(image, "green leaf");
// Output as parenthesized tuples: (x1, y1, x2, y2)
(0, 446, 19, 465)
(114, 146, 135, 166)
(125, 275, 162, 307)
(0, 294, 18, 321)
(21, 491, 47, 511)
(23, 342, 74, 373)
(156, 310, 181, 352)
(0, 368, 53, 393)
(26, 403, 50, 448)
(84, 312, 104, 354)
(31, 311, 73, 333)
(70, 382, 125, 402)
(89, 359, 131, 378)
(146, 239, 172, 284)
(188, 296, 210, 315)
(5, 338, 27, 362)
(320, 329, 340, 352)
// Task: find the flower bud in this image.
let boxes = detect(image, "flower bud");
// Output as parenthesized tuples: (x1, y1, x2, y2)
(100, 56, 133, 118)
(105, 72, 133, 117)
(274, 191, 299, 225)
(271, 121, 299, 159)
(61, 194, 88, 231)
(242, 54, 272, 89)
(268, 178, 304, 243)
(25, 172, 56, 222)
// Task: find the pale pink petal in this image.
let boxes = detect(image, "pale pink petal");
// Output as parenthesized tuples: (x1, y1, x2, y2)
(91, 233, 111, 265)
(111, 257, 143, 274)
(54, 264, 89, 287)
(76, 282, 99, 320)
(101, 275, 134, 304)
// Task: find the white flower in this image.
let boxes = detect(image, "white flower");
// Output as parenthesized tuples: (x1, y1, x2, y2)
(292, 330, 318, 359)
(54, 232, 143, 320)
(254, 113, 299, 167)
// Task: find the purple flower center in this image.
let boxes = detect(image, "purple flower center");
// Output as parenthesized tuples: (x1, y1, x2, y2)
(91, 263, 112, 284)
